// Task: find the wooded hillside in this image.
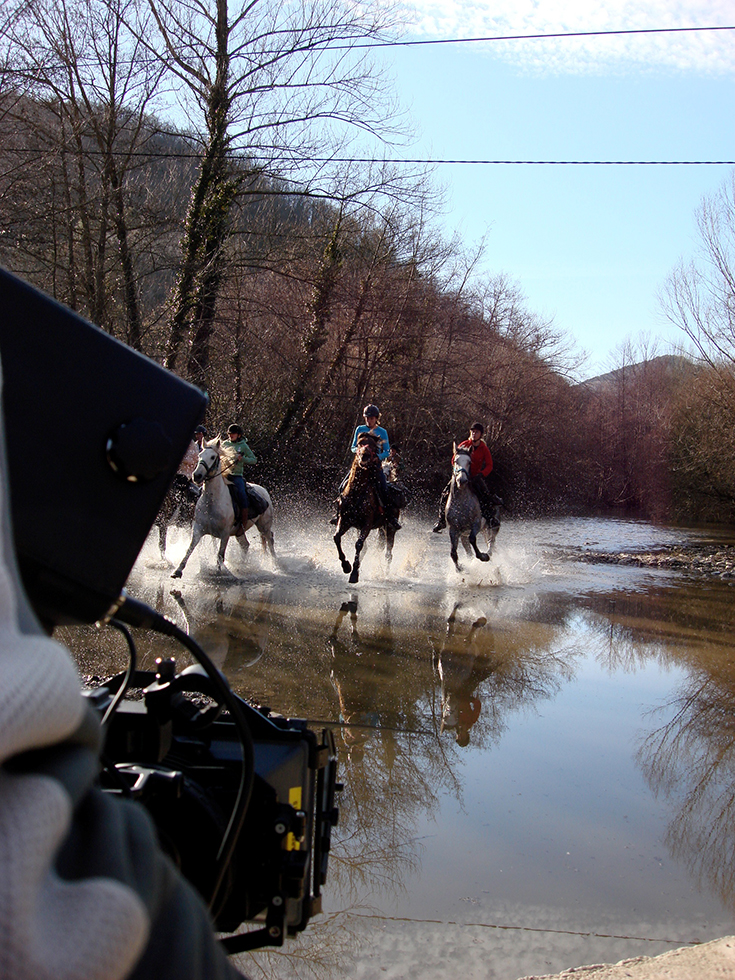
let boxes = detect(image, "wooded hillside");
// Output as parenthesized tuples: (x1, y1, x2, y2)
(1, 0, 734, 522)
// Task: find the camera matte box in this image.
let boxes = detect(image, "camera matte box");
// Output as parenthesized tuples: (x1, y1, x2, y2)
(0, 267, 207, 625)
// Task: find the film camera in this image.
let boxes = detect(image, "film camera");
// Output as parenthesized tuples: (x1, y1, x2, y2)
(0, 267, 339, 952)
(86, 659, 339, 951)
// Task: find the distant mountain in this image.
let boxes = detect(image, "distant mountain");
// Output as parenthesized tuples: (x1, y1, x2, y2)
(580, 355, 699, 392)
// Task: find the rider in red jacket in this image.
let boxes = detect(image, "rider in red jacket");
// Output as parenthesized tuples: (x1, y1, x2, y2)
(432, 422, 497, 532)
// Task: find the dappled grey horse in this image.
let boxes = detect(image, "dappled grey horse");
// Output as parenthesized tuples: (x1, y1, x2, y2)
(445, 447, 498, 572)
(172, 442, 275, 579)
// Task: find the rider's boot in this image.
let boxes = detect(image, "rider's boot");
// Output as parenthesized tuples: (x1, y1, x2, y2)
(386, 513, 401, 531)
(432, 514, 446, 533)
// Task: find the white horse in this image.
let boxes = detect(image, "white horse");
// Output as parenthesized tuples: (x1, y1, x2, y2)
(171, 442, 275, 579)
(445, 447, 498, 572)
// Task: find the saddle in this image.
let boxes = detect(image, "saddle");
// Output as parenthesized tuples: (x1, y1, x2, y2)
(384, 481, 408, 510)
(226, 483, 267, 523)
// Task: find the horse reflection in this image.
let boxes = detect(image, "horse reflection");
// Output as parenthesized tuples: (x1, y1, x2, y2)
(435, 603, 495, 747)
(169, 583, 272, 674)
(328, 594, 398, 768)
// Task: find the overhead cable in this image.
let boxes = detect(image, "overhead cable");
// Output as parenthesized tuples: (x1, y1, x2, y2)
(348, 24, 735, 49)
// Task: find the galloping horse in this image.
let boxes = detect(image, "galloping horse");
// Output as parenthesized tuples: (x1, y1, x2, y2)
(172, 442, 275, 579)
(445, 447, 498, 572)
(154, 478, 197, 562)
(334, 436, 399, 584)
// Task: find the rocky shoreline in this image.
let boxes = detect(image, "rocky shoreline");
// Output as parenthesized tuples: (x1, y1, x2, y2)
(562, 543, 735, 580)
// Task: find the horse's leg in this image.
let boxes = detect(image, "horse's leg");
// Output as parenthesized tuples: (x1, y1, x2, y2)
(171, 525, 204, 578)
(469, 523, 490, 562)
(266, 528, 276, 558)
(334, 527, 352, 575)
(217, 533, 231, 572)
(348, 529, 370, 584)
(449, 525, 463, 572)
(485, 524, 499, 557)
(384, 526, 395, 567)
(158, 521, 167, 562)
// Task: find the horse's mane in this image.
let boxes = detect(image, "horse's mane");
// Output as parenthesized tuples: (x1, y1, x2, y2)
(344, 448, 380, 495)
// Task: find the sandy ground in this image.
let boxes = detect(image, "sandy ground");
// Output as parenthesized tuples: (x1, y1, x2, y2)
(518, 936, 735, 980)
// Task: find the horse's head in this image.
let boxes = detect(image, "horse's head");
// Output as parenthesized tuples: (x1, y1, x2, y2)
(355, 433, 379, 466)
(192, 445, 221, 485)
(452, 448, 472, 488)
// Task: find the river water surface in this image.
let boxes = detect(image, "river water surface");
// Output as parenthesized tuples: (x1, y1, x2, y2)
(66, 513, 735, 980)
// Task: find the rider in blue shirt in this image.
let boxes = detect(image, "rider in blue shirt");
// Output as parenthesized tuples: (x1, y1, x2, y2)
(350, 405, 390, 461)
(332, 405, 400, 530)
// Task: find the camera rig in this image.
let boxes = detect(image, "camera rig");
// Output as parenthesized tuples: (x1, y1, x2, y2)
(85, 654, 340, 953)
(0, 268, 341, 956)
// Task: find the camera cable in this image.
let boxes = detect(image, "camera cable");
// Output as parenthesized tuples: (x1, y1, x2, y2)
(101, 619, 138, 727)
(110, 590, 256, 917)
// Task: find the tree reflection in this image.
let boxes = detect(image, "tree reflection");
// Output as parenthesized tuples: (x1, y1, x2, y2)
(327, 593, 446, 905)
(638, 655, 735, 910)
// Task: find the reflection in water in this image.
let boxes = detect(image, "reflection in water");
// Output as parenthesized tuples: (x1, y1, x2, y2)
(436, 604, 489, 746)
(58, 519, 735, 978)
(169, 584, 272, 672)
(638, 652, 735, 912)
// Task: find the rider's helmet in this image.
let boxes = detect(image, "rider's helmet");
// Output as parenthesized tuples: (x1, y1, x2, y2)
(470, 422, 484, 434)
(194, 425, 207, 435)
(227, 423, 243, 438)
(363, 404, 380, 418)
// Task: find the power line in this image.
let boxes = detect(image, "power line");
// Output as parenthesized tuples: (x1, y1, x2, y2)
(2, 147, 733, 165)
(349, 24, 735, 49)
(336, 158, 734, 168)
(312, 158, 735, 166)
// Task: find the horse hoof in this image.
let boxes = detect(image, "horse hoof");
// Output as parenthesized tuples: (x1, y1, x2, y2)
(341, 560, 352, 574)
(479, 553, 490, 562)
(348, 571, 359, 584)
(171, 569, 183, 578)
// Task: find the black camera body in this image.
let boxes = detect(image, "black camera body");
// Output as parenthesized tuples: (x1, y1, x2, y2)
(0, 266, 207, 627)
(0, 268, 339, 954)
(86, 662, 339, 949)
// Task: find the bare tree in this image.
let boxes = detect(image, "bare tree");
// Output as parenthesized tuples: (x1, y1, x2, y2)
(1, 0, 171, 348)
(117, 0, 412, 389)
(662, 171, 735, 372)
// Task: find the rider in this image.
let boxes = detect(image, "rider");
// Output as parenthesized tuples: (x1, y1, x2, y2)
(222, 423, 257, 529)
(175, 427, 205, 502)
(338, 405, 400, 530)
(432, 422, 498, 532)
(193, 424, 207, 449)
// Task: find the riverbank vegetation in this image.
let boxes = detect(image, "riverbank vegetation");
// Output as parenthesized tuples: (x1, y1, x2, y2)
(1, 0, 734, 523)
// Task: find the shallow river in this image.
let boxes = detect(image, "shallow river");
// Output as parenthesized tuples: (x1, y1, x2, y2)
(66, 513, 735, 980)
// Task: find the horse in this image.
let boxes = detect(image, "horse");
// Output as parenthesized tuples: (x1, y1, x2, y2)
(445, 447, 498, 572)
(153, 477, 197, 562)
(334, 438, 400, 584)
(171, 442, 275, 579)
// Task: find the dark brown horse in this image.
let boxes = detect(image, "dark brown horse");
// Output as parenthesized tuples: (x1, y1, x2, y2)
(334, 437, 399, 584)
(153, 476, 198, 562)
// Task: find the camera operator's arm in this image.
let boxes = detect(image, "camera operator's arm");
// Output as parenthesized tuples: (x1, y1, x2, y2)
(0, 442, 244, 980)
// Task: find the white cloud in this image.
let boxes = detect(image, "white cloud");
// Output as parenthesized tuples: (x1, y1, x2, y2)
(399, 0, 735, 74)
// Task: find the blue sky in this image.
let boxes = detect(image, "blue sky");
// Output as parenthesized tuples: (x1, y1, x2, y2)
(379, 2, 734, 378)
